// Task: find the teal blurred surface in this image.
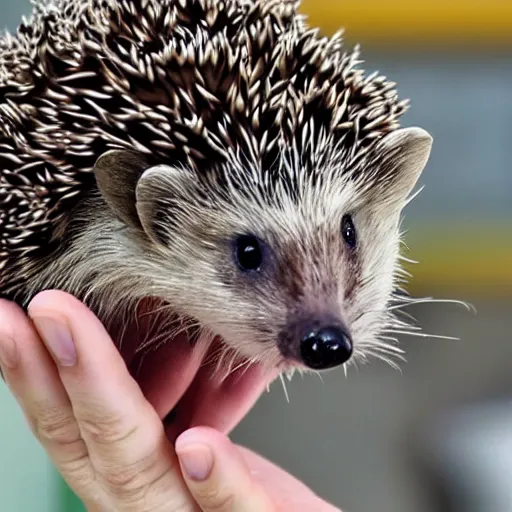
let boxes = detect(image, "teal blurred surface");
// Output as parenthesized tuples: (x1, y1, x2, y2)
(0, 381, 58, 512)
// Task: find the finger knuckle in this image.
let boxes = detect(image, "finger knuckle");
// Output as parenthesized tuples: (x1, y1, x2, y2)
(101, 462, 146, 495)
(31, 402, 81, 446)
(58, 449, 95, 485)
(195, 487, 234, 511)
(77, 404, 138, 446)
(100, 454, 165, 500)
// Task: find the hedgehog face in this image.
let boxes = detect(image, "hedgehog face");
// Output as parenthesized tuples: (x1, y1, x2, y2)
(94, 127, 432, 372)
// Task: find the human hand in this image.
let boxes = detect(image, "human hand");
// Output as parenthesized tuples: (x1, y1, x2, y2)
(0, 290, 272, 510)
(0, 290, 340, 511)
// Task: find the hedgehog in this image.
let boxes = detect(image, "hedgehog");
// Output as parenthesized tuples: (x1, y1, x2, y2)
(0, 0, 433, 376)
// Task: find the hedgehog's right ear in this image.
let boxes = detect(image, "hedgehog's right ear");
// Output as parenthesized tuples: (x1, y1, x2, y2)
(94, 150, 193, 245)
(367, 127, 433, 213)
(93, 150, 152, 229)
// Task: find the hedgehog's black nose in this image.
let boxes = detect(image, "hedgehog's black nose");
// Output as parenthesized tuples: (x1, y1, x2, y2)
(300, 326, 353, 370)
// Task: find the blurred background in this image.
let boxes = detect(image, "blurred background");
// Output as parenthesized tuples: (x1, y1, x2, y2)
(1, 1, 511, 511)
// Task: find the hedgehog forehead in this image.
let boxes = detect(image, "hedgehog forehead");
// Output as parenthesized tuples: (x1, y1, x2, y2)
(186, 155, 357, 244)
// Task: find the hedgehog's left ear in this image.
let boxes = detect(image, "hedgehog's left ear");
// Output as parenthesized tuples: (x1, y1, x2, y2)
(368, 127, 433, 212)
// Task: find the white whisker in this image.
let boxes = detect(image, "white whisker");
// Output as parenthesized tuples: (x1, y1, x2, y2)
(279, 373, 290, 403)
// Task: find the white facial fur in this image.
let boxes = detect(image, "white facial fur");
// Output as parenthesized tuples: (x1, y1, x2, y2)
(90, 126, 433, 372)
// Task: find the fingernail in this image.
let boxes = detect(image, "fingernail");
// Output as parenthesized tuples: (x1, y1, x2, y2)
(177, 444, 214, 481)
(32, 317, 77, 367)
(0, 333, 18, 370)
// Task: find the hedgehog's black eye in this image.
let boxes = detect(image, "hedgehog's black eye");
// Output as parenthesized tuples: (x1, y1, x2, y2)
(341, 214, 357, 249)
(234, 235, 263, 272)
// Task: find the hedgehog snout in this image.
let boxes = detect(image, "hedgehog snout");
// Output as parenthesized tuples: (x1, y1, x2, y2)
(300, 325, 353, 370)
(279, 317, 353, 370)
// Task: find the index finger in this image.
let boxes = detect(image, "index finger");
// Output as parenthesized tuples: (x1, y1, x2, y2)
(27, 290, 196, 510)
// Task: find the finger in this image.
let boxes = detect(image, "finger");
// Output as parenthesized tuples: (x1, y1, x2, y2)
(0, 300, 96, 502)
(134, 325, 272, 442)
(176, 427, 276, 512)
(133, 330, 210, 421)
(27, 290, 196, 510)
(186, 361, 276, 434)
(165, 357, 275, 443)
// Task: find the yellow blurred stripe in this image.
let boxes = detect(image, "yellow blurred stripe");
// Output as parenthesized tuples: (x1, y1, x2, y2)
(300, 0, 512, 47)
(402, 225, 512, 297)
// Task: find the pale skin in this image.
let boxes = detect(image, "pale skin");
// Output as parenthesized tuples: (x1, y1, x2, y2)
(0, 290, 341, 511)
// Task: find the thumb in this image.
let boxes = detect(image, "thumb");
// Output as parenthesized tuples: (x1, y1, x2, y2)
(176, 427, 276, 512)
